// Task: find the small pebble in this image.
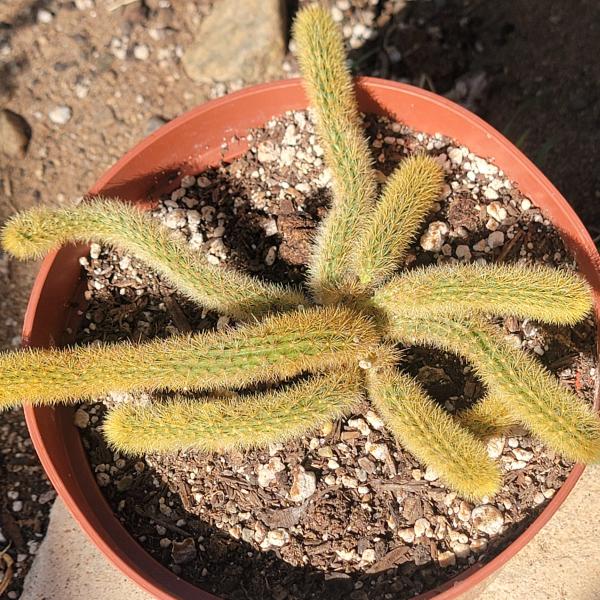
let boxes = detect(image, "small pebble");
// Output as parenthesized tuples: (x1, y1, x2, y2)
(471, 505, 504, 535)
(317, 446, 334, 458)
(484, 188, 500, 201)
(508, 460, 528, 471)
(73, 408, 90, 428)
(341, 475, 358, 489)
(512, 447, 534, 462)
(420, 221, 449, 252)
(444, 493, 457, 507)
(265, 529, 290, 548)
(451, 543, 471, 559)
(49, 106, 72, 125)
(486, 201, 506, 220)
(361, 548, 376, 564)
(487, 231, 505, 248)
(37, 9, 53, 23)
(96, 472, 110, 487)
(473, 239, 487, 252)
(348, 418, 370, 436)
(413, 518, 430, 538)
(38, 490, 56, 505)
(133, 44, 150, 60)
(448, 147, 463, 165)
(171, 538, 196, 565)
(263, 218, 278, 236)
(470, 539, 488, 552)
(365, 410, 384, 430)
(486, 436, 505, 459)
(457, 501, 472, 522)
(423, 466, 439, 482)
(336, 549, 357, 562)
(164, 209, 187, 229)
(257, 457, 284, 488)
(264, 246, 277, 266)
(90, 243, 101, 259)
(289, 466, 317, 502)
(438, 550, 456, 568)
(257, 142, 277, 163)
(366, 442, 389, 462)
(455, 245, 472, 261)
(398, 528, 415, 543)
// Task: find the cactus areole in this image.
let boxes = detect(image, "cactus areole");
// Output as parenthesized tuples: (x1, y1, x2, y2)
(13, 11, 600, 600)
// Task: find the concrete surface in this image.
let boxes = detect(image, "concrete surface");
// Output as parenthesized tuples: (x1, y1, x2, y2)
(22, 465, 600, 599)
(21, 499, 152, 600)
(474, 464, 600, 600)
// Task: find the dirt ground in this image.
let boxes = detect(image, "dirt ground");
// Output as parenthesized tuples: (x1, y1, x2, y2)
(0, 0, 599, 596)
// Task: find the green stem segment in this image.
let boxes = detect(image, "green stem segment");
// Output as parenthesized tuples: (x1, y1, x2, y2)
(386, 313, 600, 463)
(0, 307, 378, 409)
(1, 198, 306, 319)
(104, 370, 364, 454)
(367, 368, 501, 500)
(293, 6, 378, 301)
(375, 263, 592, 325)
(354, 155, 444, 287)
(458, 394, 518, 439)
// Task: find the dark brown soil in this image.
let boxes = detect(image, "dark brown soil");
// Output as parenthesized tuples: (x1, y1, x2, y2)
(74, 111, 596, 600)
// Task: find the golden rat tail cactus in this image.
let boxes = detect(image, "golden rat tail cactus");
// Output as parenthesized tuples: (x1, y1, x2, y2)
(385, 314, 600, 463)
(458, 394, 518, 439)
(375, 263, 592, 324)
(355, 154, 445, 287)
(367, 368, 501, 500)
(0, 306, 377, 409)
(293, 5, 379, 302)
(2, 198, 306, 319)
(104, 370, 364, 454)
(0, 5, 598, 503)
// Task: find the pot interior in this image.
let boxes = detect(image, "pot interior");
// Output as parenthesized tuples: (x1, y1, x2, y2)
(23, 78, 600, 600)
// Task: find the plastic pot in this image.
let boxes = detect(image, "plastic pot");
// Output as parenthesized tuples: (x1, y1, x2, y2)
(22, 78, 600, 599)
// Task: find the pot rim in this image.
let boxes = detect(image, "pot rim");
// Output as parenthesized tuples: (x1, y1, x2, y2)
(22, 77, 600, 600)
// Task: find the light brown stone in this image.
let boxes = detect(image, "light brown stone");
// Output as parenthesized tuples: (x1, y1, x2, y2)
(182, 0, 286, 84)
(0, 109, 31, 157)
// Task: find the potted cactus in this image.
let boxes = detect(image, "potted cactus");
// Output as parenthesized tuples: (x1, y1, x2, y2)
(4, 6, 599, 599)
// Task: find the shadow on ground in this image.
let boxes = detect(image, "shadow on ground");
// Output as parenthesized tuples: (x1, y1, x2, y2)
(344, 0, 600, 231)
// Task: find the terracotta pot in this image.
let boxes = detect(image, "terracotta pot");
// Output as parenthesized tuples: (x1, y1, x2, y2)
(22, 78, 600, 599)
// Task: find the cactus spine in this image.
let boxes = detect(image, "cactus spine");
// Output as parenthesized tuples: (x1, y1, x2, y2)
(293, 6, 378, 301)
(0, 307, 378, 409)
(354, 155, 444, 286)
(375, 263, 592, 324)
(104, 370, 364, 454)
(367, 368, 501, 500)
(1, 198, 306, 319)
